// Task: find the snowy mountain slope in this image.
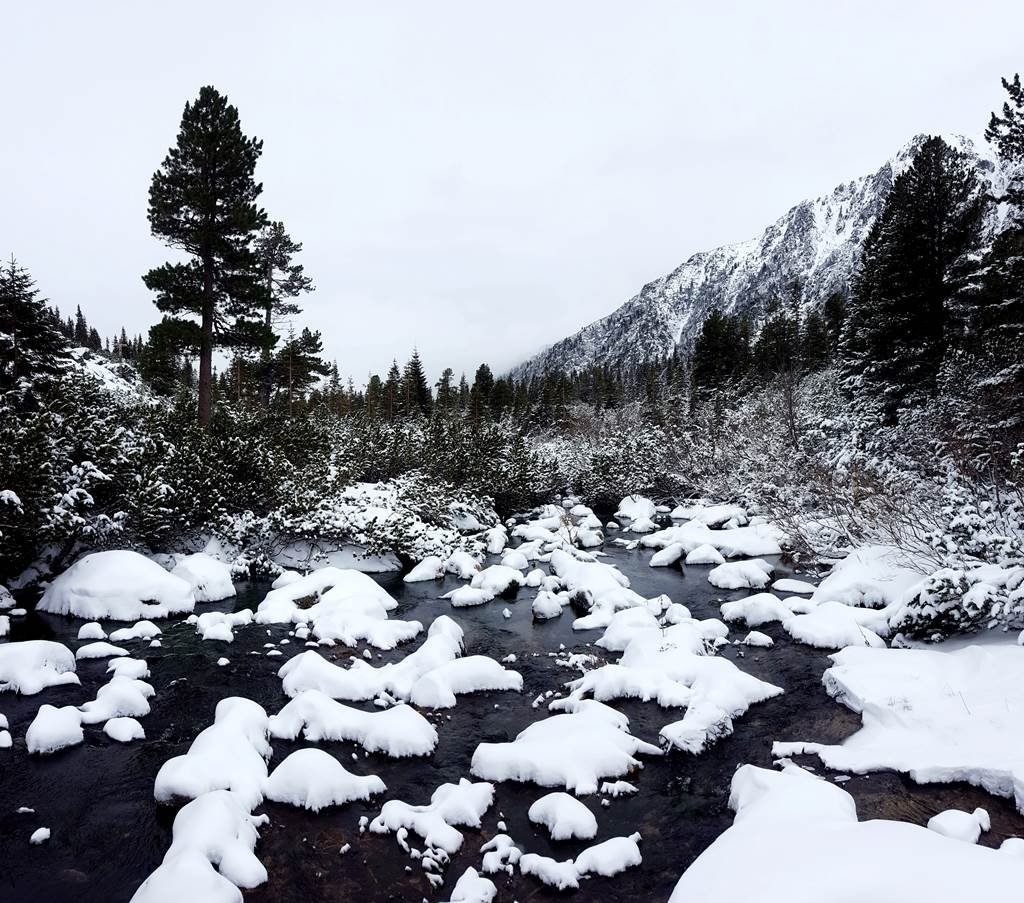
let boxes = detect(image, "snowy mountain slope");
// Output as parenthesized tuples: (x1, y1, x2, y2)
(512, 135, 1002, 379)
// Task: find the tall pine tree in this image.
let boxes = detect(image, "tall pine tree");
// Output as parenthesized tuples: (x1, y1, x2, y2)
(143, 86, 269, 427)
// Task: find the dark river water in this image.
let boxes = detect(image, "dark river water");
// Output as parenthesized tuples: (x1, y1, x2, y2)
(2, 544, 1023, 902)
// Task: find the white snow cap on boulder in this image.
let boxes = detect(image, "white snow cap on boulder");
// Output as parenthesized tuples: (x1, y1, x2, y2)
(171, 553, 236, 602)
(528, 792, 598, 840)
(927, 807, 990, 844)
(616, 495, 657, 521)
(264, 748, 386, 812)
(39, 550, 195, 621)
(0, 640, 79, 695)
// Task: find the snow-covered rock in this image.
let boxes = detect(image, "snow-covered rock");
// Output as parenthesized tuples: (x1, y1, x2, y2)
(782, 601, 886, 649)
(109, 620, 162, 642)
(685, 544, 726, 566)
(78, 622, 107, 640)
(927, 807, 990, 844)
(471, 703, 661, 794)
(719, 592, 792, 627)
(171, 553, 236, 602)
(528, 792, 598, 840)
(131, 789, 268, 902)
(26, 704, 83, 754)
(39, 551, 195, 621)
(369, 778, 494, 854)
(0, 641, 79, 695)
(264, 748, 385, 812)
(708, 559, 773, 590)
(269, 689, 437, 756)
(76, 641, 129, 660)
(615, 495, 656, 522)
(154, 698, 271, 810)
(105, 716, 146, 743)
(404, 556, 445, 583)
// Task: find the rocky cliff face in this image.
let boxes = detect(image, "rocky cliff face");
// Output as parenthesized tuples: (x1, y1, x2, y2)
(512, 135, 1001, 379)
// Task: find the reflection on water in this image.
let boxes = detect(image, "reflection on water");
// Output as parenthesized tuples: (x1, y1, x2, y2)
(1, 547, 1021, 903)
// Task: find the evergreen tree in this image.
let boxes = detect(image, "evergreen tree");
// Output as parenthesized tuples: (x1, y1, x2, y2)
(138, 319, 185, 397)
(253, 220, 315, 405)
(0, 257, 69, 390)
(73, 305, 89, 345)
(274, 326, 330, 414)
(383, 361, 402, 419)
(143, 86, 270, 427)
(843, 136, 986, 419)
(457, 373, 470, 411)
(402, 349, 432, 417)
(435, 367, 456, 414)
(967, 73, 1024, 435)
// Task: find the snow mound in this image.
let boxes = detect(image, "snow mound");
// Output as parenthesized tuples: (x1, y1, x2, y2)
(105, 716, 146, 742)
(408, 656, 523, 709)
(775, 644, 1024, 813)
(528, 792, 598, 840)
(26, 704, 83, 754)
(269, 689, 437, 756)
(76, 641, 129, 660)
(443, 867, 496, 903)
(171, 553, 236, 602)
(810, 545, 924, 607)
(471, 705, 661, 794)
(79, 675, 154, 723)
(0, 641, 79, 694)
(278, 615, 464, 701)
(190, 610, 253, 643)
(783, 601, 886, 649)
(520, 833, 642, 889)
(643, 520, 784, 559)
(109, 620, 162, 642)
(673, 503, 748, 527)
(668, 764, 1024, 902)
(155, 698, 271, 810)
(616, 495, 656, 521)
(708, 559, 773, 590)
(39, 550, 195, 621)
(928, 807, 990, 844)
(470, 565, 523, 596)
(685, 544, 726, 566)
(264, 748, 385, 812)
(130, 789, 268, 903)
(78, 622, 106, 640)
(404, 556, 445, 582)
(369, 778, 494, 853)
(567, 620, 782, 754)
(256, 566, 420, 650)
(719, 592, 792, 627)
(773, 577, 816, 594)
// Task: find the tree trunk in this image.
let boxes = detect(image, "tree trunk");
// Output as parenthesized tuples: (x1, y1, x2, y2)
(198, 260, 214, 428)
(260, 263, 273, 408)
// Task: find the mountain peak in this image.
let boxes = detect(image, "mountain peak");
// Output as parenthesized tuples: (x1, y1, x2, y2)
(511, 135, 1001, 380)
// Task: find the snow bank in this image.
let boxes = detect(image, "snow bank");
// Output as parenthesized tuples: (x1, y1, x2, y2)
(471, 704, 661, 794)
(369, 778, 494, 854)
(171, 553, 236, 602)
(265, 748, 385, 812)
(528, 792, 597, 840)
(0, 641, 79, 694)
(668, 764, 1024, 902)
(810, 545, 924, 608)
(775, 644, 1024, 812)
(269, 689, 437, 756)
(39, 550, 195, 620)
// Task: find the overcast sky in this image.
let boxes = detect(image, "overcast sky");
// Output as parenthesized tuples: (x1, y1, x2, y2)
(3, 2, 1023, 382)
